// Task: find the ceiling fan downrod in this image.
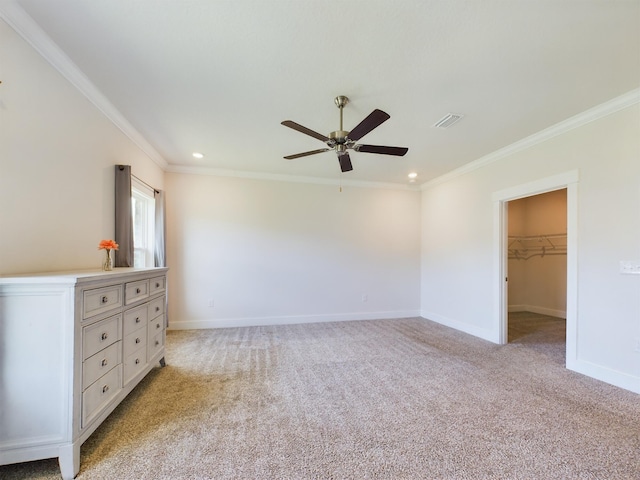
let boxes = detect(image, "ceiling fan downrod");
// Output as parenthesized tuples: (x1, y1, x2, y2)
(331, 95, 350, 147)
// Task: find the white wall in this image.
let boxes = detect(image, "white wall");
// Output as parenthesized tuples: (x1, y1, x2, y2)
(0, 19, 164, 275)
(508, 189, 567, 317)
(421, 100, 640, 392)
(166, 173, 421, 328)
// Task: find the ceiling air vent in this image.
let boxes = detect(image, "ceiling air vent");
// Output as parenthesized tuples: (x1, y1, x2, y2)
(433, 113, 463, 128)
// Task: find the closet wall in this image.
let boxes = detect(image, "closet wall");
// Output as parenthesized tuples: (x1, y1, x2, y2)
(508, 189, 567, 317)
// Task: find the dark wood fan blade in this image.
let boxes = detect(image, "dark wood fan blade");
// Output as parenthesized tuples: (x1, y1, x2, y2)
(356, 144, 408, 156)
(347, 109, 390, 142)
(284, 148, 331, 160)
(338, 152, 353, 172)
(281, 120, 330, 142)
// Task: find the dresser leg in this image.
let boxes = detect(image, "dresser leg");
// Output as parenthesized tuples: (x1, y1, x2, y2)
(159, 356, 166, 367)
(59, 443, 80, 479)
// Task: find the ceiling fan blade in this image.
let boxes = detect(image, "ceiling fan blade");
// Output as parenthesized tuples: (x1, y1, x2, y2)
(347, 109, 390, 142)
(284, 148, 331, 160)
(356, 144, 408, 156)
(281, 120, 330, 142)
(338, 152, 353, 172)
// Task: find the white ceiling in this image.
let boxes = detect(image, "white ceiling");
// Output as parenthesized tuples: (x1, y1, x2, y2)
(4, 0, 640, 186)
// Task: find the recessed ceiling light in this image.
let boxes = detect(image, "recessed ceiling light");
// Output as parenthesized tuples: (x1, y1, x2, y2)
(408, 172, 418, 179)
(192, 152, 204, 159)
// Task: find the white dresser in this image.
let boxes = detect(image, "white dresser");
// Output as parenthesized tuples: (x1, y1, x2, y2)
(0, 267, 168, 479)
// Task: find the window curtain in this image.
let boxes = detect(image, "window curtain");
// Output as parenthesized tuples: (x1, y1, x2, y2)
(114, 165, 134, 267)
(154, 190, 166, 268)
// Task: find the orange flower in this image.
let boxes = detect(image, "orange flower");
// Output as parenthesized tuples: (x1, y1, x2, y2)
(98, 239, 119, 251)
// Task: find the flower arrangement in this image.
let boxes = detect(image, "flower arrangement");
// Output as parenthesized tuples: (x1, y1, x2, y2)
(98, 239, 119, 271)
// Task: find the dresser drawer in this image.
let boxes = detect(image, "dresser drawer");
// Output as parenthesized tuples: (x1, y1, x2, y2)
(123, 348, 147, 385)
(148, 330, 164, 360)
(123, 304, 148, 336)
(125, 280, 149, 305)
(148, 315, 164, 338)
(83, 314, 122, 361)
(83, 341, 121, 390)
(149, 276, 166, 295)
(82, 365, 122, 427)
(83, 285, 123, 319)
(148, 296, 165, 319)
(123, 328, 147, 358)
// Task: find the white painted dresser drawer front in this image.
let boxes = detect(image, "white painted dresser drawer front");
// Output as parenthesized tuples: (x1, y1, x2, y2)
(83, 341, 121, 389)
(148, 331, 164, 360)
(124, 328, 147, 357)
(148, 316, 164, 338)
(82, 365, 122, 427)
(83, 314, 122, 360)
(148, 296, 165, 319)
(125, 280, 149, 305)
(83, 285, 123, 319)
(124, 348, 147, 385)
(123, 305, 148, 336)
(149, 276, 166, 295)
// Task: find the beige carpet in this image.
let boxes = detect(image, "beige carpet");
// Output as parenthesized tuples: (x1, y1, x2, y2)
(2, 316, 638, 479)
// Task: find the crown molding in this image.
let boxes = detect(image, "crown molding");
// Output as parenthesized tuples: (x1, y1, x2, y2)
(165, 165, 420, 191)
(420, 88, 640, 190)
(0, 1, 168, 170)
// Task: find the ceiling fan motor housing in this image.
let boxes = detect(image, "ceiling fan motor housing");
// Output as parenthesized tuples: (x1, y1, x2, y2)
(329, 130, 350, 145)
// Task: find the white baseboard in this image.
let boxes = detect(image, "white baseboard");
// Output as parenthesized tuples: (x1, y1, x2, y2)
(168, 309, 421, 330)
(508, 304, 566, 318)
(567, 358, 640, 394)
(420, 310, 498, 343)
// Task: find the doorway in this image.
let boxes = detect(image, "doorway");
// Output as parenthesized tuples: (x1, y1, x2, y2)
(492, 170, 578, 369)
(506, 189, 567, 363)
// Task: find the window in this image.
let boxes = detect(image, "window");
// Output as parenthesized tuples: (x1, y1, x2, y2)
(132, 178, 155, 268)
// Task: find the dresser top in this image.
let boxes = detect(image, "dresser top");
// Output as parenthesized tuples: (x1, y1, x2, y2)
(0, 267, 168, 285)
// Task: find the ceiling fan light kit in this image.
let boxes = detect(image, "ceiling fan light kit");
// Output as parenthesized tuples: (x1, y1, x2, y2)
(281, 96, 408, 173)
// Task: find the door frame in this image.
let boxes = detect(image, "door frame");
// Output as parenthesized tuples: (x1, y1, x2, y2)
(492, 170, 579, 369)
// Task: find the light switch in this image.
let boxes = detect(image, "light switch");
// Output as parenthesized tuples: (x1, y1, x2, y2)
(620, 261, 640, 275)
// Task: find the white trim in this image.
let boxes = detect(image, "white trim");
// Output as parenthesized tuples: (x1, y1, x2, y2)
(421, 89, 640, 190)
(493, 173, 579, 366)
(167, 310, 421, 330)
(420, 310, 496, 343)
(166, 165, 421, 191)
(0, 2, 168, 170)
(570, 360, 640, 394)
(508, 305, 566, 319)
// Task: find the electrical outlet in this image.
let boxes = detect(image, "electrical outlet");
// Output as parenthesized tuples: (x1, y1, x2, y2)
(362, 294, 368, 302)
(208, 299, 215, 308)
(634, 338, 640, 353)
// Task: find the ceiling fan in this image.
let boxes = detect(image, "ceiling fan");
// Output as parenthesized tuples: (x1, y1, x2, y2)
(281, 96, 408, 173)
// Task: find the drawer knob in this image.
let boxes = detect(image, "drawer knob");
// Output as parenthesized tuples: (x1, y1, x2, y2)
(101, 332, 109, 341)
(156, 323, 160, 329)
(102, 385, 109, 394)
(155, 340, 160, 346)
(155, 282, 160, 288)
(136, 287, 141, 294)
(135, 358, 140, 365)
(135, 337, 141, 344)
(135, 317, 141, 323)
(101, 359, 108, 367)
(156, 307, 160, 312)
(101, 296, 108, 304)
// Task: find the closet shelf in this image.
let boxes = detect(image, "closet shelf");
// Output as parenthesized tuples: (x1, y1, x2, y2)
(508, 233, 567, 260)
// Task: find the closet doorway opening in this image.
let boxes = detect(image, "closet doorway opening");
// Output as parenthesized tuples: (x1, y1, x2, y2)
(506, 189, 567, 363)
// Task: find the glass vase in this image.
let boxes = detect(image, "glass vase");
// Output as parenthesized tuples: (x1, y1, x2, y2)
(103, 250, 113, 271)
